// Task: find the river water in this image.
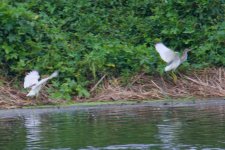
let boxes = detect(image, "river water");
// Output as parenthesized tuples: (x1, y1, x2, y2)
(0, 100, 225, 150)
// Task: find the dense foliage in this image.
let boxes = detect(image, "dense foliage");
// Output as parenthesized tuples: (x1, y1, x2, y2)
(0, 0, 224, 99)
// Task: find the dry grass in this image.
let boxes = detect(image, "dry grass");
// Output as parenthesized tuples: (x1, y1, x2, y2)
(0, 76, 58, 109)
(0, 76, 30, 109)
(88, 68, 225, 101)
(1, 67, 225, 108)
(0, 86, 31, 109)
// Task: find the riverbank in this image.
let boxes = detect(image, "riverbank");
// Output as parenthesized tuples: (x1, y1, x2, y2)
(1, 99, 225, 118)
(1, 68, 225, 109)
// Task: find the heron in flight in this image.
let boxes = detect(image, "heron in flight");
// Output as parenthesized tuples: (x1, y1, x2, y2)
(24, 70, 58, 97)
(155, 43, 191, 82)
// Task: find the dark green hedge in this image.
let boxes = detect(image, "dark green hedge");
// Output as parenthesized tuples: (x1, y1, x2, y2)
(0, 0, 224, 99)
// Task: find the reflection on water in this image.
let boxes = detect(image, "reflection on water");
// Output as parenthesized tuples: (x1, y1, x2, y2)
(25, 114, 41, 149)
(0, 103, 225, 149)
(157, 119, 182, 149)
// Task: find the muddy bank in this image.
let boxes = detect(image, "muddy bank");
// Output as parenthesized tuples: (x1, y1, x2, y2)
(1, 67, 225, 109)
(0, 99, 225, 118)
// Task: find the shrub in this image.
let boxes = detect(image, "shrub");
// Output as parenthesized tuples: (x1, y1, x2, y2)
(0, 0, 224, 99)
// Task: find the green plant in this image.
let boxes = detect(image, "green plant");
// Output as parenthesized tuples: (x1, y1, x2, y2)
(0, 0, 224, 100)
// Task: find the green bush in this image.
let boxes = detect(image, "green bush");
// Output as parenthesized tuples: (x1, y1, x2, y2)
(0, 0, 224, 99)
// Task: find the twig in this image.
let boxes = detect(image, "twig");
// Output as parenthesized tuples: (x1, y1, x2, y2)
(90, 74, 106, 92)
(151, 80, 162, 91)
(184, 75, 223, 91)
(130, 72, 145, 86)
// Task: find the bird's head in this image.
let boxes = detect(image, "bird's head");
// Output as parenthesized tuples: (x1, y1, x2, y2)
(181, 48, 192, 62)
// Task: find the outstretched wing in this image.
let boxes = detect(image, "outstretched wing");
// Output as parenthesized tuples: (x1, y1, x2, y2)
(36, 70, 58, 86)
(49, 71, 58, 79)
(24, 70, 40, 88)
(155, 43, 177, 63)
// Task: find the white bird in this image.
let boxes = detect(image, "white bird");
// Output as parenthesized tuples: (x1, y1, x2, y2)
(24, 70, 58, 97)
(155, 43, 191, 72)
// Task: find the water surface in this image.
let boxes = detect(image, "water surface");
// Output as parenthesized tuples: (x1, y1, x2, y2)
(0, 100, 225, 149)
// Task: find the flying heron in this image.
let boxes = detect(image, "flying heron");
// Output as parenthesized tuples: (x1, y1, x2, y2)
(24, 70, 58, 97)
(155, 43, 191, 82)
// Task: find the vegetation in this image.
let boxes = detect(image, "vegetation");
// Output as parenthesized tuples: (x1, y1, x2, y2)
(0, 0, 224, 100)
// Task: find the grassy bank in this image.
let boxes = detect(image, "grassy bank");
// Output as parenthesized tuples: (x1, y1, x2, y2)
(1, 67, 225, 109)
(0, 1, 225, 101)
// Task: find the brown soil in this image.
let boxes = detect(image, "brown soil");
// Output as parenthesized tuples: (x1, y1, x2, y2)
(1, 68, 225, 109)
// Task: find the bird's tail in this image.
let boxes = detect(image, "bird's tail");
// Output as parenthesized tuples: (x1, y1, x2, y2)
(49, 71, 59, 79)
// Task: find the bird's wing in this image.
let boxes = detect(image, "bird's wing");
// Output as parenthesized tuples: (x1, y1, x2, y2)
(165, 58, 181, 71)
(26, 84, 42, 97)
(49, 71, 58, 79)
(155, 43, 177, 63)
(24, 70, 40, 88)
(36, 71, 58, 86)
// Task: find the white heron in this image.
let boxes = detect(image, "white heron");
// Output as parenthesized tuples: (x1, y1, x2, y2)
(155, 43, 191, 72)
(155, 43, 191, 82)
(24, 70, 58, 97)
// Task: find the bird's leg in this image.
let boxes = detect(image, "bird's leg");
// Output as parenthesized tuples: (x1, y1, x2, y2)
(171, 71, 177, 84)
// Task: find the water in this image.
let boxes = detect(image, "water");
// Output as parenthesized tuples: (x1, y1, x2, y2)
(0, 101, 225, 150)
